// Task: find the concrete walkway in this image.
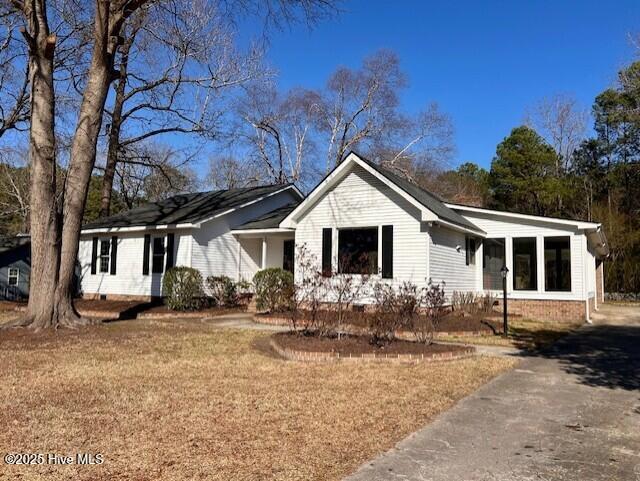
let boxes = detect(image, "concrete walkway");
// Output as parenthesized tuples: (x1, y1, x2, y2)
(344, 303, 640, 481)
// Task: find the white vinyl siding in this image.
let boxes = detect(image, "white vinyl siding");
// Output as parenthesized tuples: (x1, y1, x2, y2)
(428, 226, 477, 294)
(455, 210, 588, 301)
(190, 189, 299, 283)
(294, 164, 429, 300)
(78, 230, 191, 297)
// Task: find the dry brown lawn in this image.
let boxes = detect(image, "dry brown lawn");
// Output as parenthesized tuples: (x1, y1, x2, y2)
(437, 319, 580, 349)
(0, 320, 516, 481)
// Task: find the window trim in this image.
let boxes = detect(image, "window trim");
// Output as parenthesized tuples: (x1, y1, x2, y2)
(99, 239, 111, 273)
(8, 267, 19, 286)
(337, 226, 379, 275)
(482, 237, 506, 291)
(512, 237, 538, 291)
(544, 236, 572, 292)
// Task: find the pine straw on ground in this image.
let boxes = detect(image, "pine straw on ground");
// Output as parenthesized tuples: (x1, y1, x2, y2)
(0, 320, 517, 481)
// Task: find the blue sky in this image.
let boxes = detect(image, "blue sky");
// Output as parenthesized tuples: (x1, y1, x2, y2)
(242, 0, 639, 169)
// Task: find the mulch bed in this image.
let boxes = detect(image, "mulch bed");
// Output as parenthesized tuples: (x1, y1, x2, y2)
(275, 331, 468, 355)
(257, 310, 503, 335)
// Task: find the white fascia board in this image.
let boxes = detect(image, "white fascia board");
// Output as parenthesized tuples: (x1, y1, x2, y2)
(194, 185, 299, 227)
(230, 228, 295, 235)
(445, 203, 600, 230)
(81, 223, 195, 235)
(280, 152, 438, 228)
(433, 219, 486, 237)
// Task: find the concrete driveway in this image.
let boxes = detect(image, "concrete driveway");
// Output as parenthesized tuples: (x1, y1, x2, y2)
(344, 303, 640, 481)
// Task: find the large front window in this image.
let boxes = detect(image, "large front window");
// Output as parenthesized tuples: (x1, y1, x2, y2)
(483, 238, 505, 290)
(513, 237, 537, 290)
(545, 236, 571, 291)
(338, 227, 378, 274)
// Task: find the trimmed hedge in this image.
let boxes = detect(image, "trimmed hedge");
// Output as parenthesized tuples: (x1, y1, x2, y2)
(162, 267, 204, 311)
(253, 268, 294, 312)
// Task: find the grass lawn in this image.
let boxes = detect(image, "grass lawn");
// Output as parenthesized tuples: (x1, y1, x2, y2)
(437, 319, 581, 349)
(0, 320, 516, 481)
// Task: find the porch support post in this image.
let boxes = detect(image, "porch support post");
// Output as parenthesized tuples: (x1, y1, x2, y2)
(261, 237, 267, 270)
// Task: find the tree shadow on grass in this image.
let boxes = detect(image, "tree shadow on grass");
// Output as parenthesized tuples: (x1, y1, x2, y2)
(525, 324, 640, 391)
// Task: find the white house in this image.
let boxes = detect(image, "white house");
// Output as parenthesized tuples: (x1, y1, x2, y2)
(78, 184, 303, 299)
(78, 152, 608, 322)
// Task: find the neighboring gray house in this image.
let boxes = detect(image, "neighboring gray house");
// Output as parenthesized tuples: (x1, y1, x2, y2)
(0, 236, 30, 300)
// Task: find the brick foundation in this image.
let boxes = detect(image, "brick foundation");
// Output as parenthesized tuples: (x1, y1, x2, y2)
(496, 298, 586, 323)
(82, 293, 155, 302)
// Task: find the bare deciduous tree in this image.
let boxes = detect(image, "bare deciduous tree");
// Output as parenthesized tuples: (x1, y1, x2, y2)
(525, 94, 588, 171)
(99, 0, 267, 217)
(206, 155, 264, 190)
(0, 148, 30, 234)
(234, 84, 321, 186)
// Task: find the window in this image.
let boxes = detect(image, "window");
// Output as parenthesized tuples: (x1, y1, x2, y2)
(483, 238, 505, 290)
(8, 268, 19, 286)
(99, 239, 110, 273)
(152, 237, 165, 274)
(545, 237, 571, 291)
(283, 239, 294, 274)
(465, 236, 476, 266)
(513, 237, 537, 290)
(338, 227, 378, 274)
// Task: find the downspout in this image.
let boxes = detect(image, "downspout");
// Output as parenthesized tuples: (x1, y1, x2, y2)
(582, 235, 591, 324)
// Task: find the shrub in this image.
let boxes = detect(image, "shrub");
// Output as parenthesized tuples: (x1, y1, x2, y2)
(207, 275, 238, 306)
(370, 283, 400, 346)
(451, 290, 478, 313)
(253, 268, 294, 312)
(162, 267, 204, 311)
(370, 281, 421, 346)
(410, 280, 446, 344)
(290, 244, 327, 334)
(479, 292, 497, 313)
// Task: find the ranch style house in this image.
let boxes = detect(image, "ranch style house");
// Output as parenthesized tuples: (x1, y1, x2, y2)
(77, 152, 609, 322)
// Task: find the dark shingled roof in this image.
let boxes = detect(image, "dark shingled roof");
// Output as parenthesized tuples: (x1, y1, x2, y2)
(0, 236, 30, 254)
(356, 155, 484, 233)
(83, 184, 299, 230)
(234, 203, 299, 230)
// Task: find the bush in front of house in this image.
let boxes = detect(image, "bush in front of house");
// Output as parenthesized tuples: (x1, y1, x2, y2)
(207, 275, 238, 306)
(370, 281, 421, 346)
(162, 267, 204, 311)
(410, 280, 447, 345)
(253, 267, 294, 312)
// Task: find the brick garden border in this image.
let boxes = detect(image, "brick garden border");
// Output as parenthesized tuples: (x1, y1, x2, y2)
(269, 336, 475, 364)
(256, 315, 497, 339)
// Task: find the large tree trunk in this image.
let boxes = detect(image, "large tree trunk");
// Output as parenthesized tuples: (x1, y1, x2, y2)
(53, 2, 117, 325)
(23, 0, 61, 329)
(100, 36, 133, 218)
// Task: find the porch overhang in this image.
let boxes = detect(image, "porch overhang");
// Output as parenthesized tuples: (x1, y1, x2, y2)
(230, 227, 295, 238)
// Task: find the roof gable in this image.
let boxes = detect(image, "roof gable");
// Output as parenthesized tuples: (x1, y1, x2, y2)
(280, 152, 485, 236)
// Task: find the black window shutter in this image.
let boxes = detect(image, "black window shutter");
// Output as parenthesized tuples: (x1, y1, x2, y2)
(382, 225, 393, 279)
(110, 236, 118, 275)
(165, 233, 175, 270)
(91, 237, 98, 275)
(465, 236, 470, 266)
(143, 234, 150, 275)
(322, 228, 332, 277)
